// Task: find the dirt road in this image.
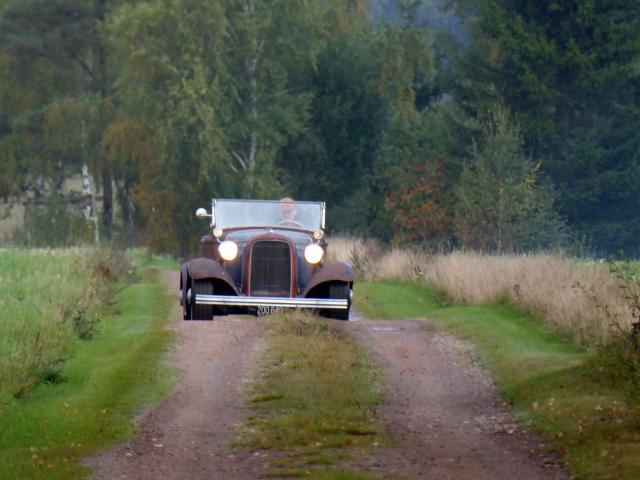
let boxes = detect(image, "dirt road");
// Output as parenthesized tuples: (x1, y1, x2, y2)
(88, 274, 564, 479)
(86, 272, 268, 479)
(346, 319, 565, 480)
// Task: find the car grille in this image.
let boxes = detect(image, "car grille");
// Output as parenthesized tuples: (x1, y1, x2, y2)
(250, 241, 292, 297)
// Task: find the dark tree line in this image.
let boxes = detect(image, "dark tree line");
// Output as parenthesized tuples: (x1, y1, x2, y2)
(1, 0, 639, 256)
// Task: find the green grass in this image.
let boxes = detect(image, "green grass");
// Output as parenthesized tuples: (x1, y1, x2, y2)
(611, 260, 640, 284)
(128, 248, 180, 271)
(0, 249, 116, 408)
(239, 313, 383, 478)
(356, 281, 640, 480)
(0, 269, 176, 479)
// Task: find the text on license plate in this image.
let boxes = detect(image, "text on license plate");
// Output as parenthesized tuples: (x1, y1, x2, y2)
(256, 305, 286, 316)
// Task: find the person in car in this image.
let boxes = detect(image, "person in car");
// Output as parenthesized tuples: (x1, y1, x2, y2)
(277, 197, 301, 227)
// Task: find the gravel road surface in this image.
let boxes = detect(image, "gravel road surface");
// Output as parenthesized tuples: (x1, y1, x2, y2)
(86, 272, 267, 479)
(88, 274, 565, 479)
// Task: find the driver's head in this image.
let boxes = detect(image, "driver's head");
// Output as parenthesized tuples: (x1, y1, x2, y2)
(278, 197, 297, 220)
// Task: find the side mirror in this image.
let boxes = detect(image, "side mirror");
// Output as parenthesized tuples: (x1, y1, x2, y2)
(195, 208, 209, 219)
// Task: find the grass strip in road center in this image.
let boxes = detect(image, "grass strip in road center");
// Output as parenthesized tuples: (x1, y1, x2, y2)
(239, 313, 382, 479)
(0, 268, 176, 480)
(356, 280, 640, 480)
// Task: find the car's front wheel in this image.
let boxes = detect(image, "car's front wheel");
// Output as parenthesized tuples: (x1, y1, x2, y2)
(327, 283, 351, 321)
(190, 279, 215, 321)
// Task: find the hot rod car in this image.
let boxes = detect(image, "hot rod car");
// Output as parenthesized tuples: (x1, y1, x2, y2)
(180, 198, 353, 320)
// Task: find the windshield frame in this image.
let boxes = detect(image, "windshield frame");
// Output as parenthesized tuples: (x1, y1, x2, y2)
(211, 199, 326, 231)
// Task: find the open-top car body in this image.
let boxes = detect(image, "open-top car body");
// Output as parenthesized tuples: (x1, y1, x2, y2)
(180, 199, 353, 320)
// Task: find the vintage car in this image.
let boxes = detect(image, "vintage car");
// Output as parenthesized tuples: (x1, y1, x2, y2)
(180, 198, 353, 320)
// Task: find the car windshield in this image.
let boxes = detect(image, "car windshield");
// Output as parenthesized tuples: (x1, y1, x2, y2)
(214, 199, 324, 231)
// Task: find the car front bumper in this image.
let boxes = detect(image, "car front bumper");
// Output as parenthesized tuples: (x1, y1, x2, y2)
(193, 293, 348, 310)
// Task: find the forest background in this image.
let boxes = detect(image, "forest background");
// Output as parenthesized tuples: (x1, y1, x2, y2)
(1, 0, 639, 257)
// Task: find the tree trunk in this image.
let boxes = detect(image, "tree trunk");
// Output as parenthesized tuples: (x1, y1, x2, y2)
(81, 164, 100, 244)
(101, 153, 113, 240)
(98, 38, 113, 240)
(245, 0, 258, 193)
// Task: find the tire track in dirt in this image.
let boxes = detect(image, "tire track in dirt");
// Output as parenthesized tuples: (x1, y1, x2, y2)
(344, 318, 566, 480)
(86, 272, 267, 480)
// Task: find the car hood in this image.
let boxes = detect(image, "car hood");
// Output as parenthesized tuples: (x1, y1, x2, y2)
(224, 228, 315, 248)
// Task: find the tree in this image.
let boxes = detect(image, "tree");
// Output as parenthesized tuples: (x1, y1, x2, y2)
(453, 0, 640, 253)
(221, 0, 329, 196)
(455, 107, 568, 252)
(0, 0, 118, 238)
(386, 159, 454, 246)
(108, 0, 334, 253)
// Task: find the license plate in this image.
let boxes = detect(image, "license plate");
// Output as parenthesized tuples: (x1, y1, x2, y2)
(256, 305, 286, 317)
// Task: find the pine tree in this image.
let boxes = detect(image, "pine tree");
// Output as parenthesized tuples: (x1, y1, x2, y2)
(455, 0, 640, 253)
(455, 107, 568, 252)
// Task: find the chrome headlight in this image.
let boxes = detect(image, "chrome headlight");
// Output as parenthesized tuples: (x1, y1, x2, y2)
(218, 240, 238, 261)
(304, 243, 324, 264)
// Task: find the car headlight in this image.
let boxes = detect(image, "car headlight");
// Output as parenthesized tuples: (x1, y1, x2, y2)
(304, 243, 324, 264)
(218, 240, 238, 261)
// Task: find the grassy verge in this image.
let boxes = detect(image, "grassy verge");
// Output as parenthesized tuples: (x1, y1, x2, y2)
(0, 266, 176, 479)
(356, 281, 640, 480)
(128, 248, 180, 271)
(239, 313, 382, 479)
(0, 249, 124, 406)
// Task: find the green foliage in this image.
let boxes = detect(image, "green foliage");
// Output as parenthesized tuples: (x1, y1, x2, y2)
(0, 0, 117, 238)
(2, 0, 639, 255)
(18, 193, 93, 247)
(455, 0, 640, 254)
(455, 107, 568, 252)
(108, 0, 346, 252)
(586, 260, 640, 404)
(281, 30, 388, 235)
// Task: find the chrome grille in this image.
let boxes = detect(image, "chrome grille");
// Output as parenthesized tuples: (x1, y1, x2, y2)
(250, 241, 291, 297)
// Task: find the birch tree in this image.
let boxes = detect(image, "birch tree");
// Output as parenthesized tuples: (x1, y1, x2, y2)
(0, 0, 117, 238)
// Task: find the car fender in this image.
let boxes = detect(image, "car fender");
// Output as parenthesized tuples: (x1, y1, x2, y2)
(302, 261, 354, 297)
(182, 257, 240, 297)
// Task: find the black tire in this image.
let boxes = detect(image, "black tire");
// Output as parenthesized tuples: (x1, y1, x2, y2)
(190, 280, 215, 321)
(327, 283, 351, 321)
(182, 287, 191, 320)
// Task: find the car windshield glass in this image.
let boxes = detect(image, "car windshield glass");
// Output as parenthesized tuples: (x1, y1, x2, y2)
(214, 199, 324, 230)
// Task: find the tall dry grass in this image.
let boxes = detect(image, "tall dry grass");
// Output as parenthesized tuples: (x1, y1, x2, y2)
(327, 236, 637, 344)
(327, 236, 428, 282)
